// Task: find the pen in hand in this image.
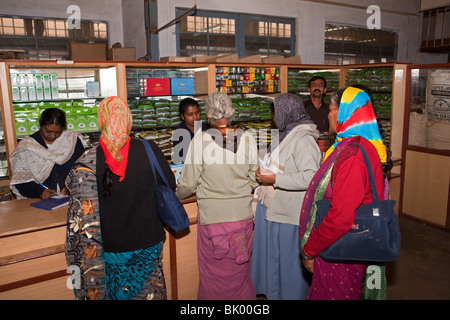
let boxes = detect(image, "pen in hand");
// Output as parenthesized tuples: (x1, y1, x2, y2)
(38, 182, 56, 199)
(38, 182, 48, 189)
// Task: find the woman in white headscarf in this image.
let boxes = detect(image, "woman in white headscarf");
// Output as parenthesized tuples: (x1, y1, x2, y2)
(9, 108, 85, 199)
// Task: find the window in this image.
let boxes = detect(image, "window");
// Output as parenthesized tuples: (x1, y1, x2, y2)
(324, 23, 397, 65)
(244, 18, 293, 56)
(177, 9, 295, 58)
(0, 15, 108, 60)
(178, 14, 236, 56)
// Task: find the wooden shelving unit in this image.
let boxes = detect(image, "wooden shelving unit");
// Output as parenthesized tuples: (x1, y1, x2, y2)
(0, 59, 411, 299)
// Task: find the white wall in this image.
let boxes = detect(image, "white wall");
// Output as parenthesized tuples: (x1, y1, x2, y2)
(157, 0, 425, 64)
(121, 0, 146, 59)
(0, 0, 124, 49)
(0, 0, 447, 64)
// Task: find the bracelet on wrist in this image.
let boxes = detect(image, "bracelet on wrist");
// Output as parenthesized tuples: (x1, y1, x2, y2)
(301, 249, 315, 260)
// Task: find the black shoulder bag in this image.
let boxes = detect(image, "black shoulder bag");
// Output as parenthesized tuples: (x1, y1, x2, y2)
(142, 139, 190, 232)
(315, 143, 401, 262)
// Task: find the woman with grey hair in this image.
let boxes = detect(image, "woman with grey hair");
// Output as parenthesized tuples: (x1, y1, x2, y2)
(251, 93, 321, 300)
(176, 92, 259, 300)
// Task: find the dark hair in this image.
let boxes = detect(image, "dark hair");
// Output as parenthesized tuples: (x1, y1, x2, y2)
(307, 76, 327, 88)
(330, 88, 346, 107)
(179, 97, 200, 115)
(270, 101, 275, 114)
(39, 108, 66, 128)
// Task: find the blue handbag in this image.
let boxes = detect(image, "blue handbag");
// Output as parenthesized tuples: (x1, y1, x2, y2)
(315, 143, 401, 262)
(142, 139, 190, 232)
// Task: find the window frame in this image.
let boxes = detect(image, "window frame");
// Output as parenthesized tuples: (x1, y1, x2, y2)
(176, 8, 295, 58)
(324, 23, 398, 65)
(0, 15, 109, 60)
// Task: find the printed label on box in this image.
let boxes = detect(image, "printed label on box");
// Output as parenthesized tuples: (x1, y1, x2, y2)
(146, 78, 171, 96)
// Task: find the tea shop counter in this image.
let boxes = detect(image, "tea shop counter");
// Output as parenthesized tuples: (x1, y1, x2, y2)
(0, 196, 200, 300)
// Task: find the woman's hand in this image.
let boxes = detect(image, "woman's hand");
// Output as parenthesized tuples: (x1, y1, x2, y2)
(301, 249, 315, 274)
(40, 188, 56, 199)
(256, 167, 276, 185)
(60, 187, 70, 196)
(302, 257, 315, 274)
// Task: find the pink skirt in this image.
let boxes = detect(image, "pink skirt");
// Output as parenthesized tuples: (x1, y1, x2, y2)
(197, 218, 256, 300)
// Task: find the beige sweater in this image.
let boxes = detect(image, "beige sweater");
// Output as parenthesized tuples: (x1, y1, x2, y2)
(263, 124, 321, 225)
(176, 130, 259, 225)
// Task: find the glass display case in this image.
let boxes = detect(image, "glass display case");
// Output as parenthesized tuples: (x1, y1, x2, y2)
(406, 65, 450, 151)
(400, 63, 450, 228)
(9, 66, 117, 139)
(0, 61, 118, 180)
(122, 63, 210, 157)
(0, 60, 409, 182)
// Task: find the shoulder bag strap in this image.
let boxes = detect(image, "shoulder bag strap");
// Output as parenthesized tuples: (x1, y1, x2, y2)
(348, 142, 380, 203)
(141, 138, 171, 187)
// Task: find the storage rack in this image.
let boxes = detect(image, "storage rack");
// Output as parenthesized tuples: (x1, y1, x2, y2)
(1, 61, 408, 181)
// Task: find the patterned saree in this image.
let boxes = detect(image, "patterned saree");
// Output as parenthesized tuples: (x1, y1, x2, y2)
(299, 87, 388, 300)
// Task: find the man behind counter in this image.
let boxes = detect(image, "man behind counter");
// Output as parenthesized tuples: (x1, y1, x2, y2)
(303, 76, 330, 133)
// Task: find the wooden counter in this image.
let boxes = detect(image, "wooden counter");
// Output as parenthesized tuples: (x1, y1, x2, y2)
(0, 198, 67, 237)
(0, 199, 70, 300)
(0, 197, 199, 300)
(170, 195, 199, 300)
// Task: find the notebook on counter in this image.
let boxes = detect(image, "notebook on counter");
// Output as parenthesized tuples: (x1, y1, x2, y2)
(30, 196, 70, 211)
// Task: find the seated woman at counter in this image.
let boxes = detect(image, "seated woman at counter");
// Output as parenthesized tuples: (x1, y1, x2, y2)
(172, 97, 209, 163)
(176, 92, 259, 300)
(9, 108, 85, 199)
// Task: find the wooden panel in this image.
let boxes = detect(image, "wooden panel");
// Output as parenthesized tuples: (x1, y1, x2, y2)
(184, 201, 198, 223)
(0, 252, 67, 286)
(390, 64, 408, 161)
(388, 176, 401, 214)
(176, 223, 199, 300)
(115, 63, 127, 100)
(162, 229, 171, 300)
(0, 226, 65, 258)
(0, 276, 74, 300)
(0, 62, 17, 163)
(402, 150, 450, 226)
(279, 66, 288, 93)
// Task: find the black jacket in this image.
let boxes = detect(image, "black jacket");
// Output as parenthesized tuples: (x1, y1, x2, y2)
(96, 138, 176, 253)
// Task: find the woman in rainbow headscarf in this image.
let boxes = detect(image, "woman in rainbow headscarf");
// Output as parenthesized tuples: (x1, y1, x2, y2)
(299, 87, 389, 300)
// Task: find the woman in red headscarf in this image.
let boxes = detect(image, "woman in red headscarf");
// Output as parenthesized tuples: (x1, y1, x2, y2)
(65, 96, 175, 300)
